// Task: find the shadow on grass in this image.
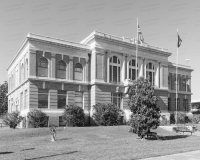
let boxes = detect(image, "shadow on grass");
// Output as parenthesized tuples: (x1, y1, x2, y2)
(0, 152, 14, 155)
(162, 135, 189, 140)
(146, 135, 189, 141)
(24, 151, 78, 160)
(57, 138, 72, 141)
(21, 148, 35, 151)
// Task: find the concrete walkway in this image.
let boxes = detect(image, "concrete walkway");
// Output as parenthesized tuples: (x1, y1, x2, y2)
(140, 150, 200, 160)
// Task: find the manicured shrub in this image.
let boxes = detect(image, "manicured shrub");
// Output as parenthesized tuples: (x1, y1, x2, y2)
(170, 113, 175, 124)
(170, 112, 186, 124)
(192, 114, 200, 124)
(2, 111, 23, 129)
(62, 104, 85, 127)
(92, 102, 124, 126)
(27, 109, 48, 128)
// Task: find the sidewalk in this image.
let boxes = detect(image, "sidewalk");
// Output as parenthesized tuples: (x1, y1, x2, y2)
(140, 150, 200, 160)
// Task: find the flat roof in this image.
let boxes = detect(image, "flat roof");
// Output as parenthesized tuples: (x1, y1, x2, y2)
(7, 33, 90, 70)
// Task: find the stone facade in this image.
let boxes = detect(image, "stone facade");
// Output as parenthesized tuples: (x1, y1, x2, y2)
(7, 31, 193, 128)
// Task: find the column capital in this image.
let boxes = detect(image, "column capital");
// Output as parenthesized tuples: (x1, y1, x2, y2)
(122, 53, 127, 56)
(105, 50, 111, 54)
(69, 55, 73, 60)
(51, 52, 57, 56)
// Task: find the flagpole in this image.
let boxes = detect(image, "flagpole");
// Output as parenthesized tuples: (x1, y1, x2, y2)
(176, 29, 179, 125)
(136, 18, 138, 80)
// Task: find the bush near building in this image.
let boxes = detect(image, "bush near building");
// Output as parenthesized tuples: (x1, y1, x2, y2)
(170, 112, 192, 124)
(27, 109, 48, 128)
(62, 104, 85, 127)
(92, 102, 124, 126)
(128, 77, 161, 138)
(2, 111, 23, 129)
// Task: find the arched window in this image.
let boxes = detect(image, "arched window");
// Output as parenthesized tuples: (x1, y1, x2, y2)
(21, 63, 24, 82)
(146, 62, 155, 85)
(9, 77, 11, 91)
(57, 60, 66, 79)
(38, 57, 48, 77)
(26, 59, 28, 79)
(129, 59, 138, 80)
(16, 69, 18, 86)
(74, 63, 83, 81)
(110, 56, 120, 83)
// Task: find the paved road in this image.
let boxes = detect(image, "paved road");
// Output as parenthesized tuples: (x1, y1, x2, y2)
(140, 150, 200, 160)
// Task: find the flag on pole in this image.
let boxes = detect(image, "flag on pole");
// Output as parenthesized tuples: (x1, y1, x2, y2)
(177, 33, 182, 48)
(137, 24, 144, 43)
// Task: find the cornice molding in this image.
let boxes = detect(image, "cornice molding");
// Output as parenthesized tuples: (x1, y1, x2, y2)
(86, 34, 172, 58)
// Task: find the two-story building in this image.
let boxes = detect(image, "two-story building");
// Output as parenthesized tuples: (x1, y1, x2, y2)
(7, 31, 193, 128)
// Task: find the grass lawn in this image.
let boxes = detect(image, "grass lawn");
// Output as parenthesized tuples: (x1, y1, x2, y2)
(1, 126, 200, 160)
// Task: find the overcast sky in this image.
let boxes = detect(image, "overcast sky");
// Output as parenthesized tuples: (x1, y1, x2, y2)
(1, 0, 200, 101)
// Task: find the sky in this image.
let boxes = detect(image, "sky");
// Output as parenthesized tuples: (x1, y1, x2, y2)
(0, 0, 200, 101)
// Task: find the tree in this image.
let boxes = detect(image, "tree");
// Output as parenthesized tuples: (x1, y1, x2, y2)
(27, 109, 48, 128)
(128, 77, 161, 139)
(2, 111, 23, 129)
(0, 81, 8, 115)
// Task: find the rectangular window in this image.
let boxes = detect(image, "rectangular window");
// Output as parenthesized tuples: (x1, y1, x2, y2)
(59, 116, 66, 127)
(175, 98, 180, 111)
(38, 67, 48, 77)
(129, 68, 131, 79)
(168, 98, 171, 111)
(183, 99, 186, 111)
(11, 99, 13, 112)
(168, 75, 170, 90)
(75, 92, 83, 108)
(96, 54, 103, 79)
(9, 100, 10, 113)
(110, 65, 112, 82)
(20, 92, 23, 111)
(57, 70, 66, 79)
(132, 69, 136, 80)
(57, 90, 66, 109)
(111, 93, 121, 108)
(118, 66, 120, 82)
(113, 66, 117, 82)
(182, 79, 186, 91)
(74, 71, 83, 81)
(174, 77, 179, 91)
(38, 89, 49, 108)
(177, 77, 180, 91)
(24, 90, 27, 110)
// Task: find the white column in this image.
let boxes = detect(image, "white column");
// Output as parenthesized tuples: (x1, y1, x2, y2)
(121, 54, 126, 82)
(155, 61, 159, 88)
(138, 57, 143, 77)
(160, 65, 163, 88)
(107, 52, 110, 83)
(126, 55, 130, 79)
(144, 58, 147, 78)
(69, 56, 73, 80)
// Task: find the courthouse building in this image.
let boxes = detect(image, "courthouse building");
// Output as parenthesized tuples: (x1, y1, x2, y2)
(7, 31, 193, 127)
